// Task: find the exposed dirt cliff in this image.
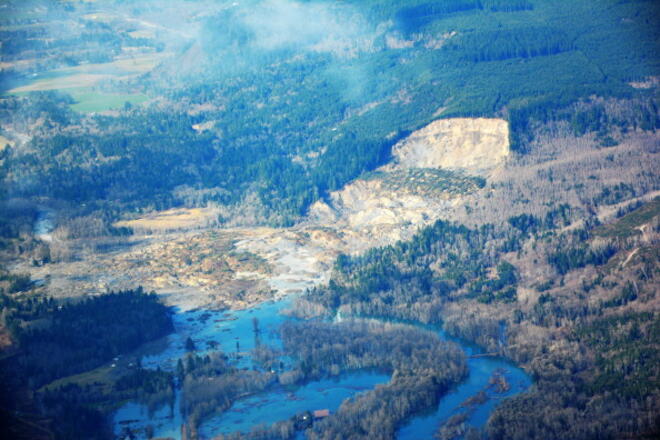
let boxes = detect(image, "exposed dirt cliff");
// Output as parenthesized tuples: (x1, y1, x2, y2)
(389, 117, 509, 175)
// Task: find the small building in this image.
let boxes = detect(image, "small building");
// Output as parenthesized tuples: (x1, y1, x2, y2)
(313, 409, 330, 419)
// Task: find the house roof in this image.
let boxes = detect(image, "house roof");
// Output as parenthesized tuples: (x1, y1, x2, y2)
(313, 409, 330, 418)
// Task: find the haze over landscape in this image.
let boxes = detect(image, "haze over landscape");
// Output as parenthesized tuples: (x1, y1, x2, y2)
(0, 1, 658, 439)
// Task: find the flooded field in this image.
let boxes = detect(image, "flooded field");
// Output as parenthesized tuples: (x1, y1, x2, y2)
(113, 296, 531, 439)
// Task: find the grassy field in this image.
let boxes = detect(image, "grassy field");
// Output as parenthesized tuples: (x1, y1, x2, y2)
(68, 88, 149, 113)
(6, 53, 169, 94)
(41, 364, 118, 394)
(10, 87, 149, 113)
(3, 53, 162, 111)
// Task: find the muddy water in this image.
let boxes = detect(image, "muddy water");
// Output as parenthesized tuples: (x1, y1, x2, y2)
(198, 371, 390, 438)
(113, 298, 391, 439)
(113, 296, 531, 439)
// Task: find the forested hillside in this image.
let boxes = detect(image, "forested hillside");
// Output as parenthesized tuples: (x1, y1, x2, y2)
(298, 176, 660, 439)
(0, 288, 174, 440)
(1, 0, 658, 225)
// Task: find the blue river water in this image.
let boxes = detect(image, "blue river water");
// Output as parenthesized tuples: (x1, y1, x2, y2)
(114, 299, 531, 439)
(199, 371, 390, 438)
(397, 351, 531, 439)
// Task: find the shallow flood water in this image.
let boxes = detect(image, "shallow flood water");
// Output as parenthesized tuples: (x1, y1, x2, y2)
(140, 298, 293, 372)
(115, 389, 184, 440)
(397, 351, 531, 439)
(199, 371, 390, 438)
(115, 298, 394, 439)
(114, 298, 532, 439)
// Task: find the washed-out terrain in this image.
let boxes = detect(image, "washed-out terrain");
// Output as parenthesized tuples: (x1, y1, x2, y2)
(19, 118, 510, 311)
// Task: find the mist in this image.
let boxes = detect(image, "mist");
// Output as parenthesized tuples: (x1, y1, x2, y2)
(184, 0, 400, 106)
(198, 0, 390, 60)
(238, 0, 379, 56)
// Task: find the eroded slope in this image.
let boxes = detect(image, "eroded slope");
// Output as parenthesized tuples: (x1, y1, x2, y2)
(16, 117, 506, 310)
(390, 118, 509, 174)
(308, 117, 507, 244)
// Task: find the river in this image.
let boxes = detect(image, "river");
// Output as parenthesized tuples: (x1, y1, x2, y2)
(113, 296, 531, 439)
